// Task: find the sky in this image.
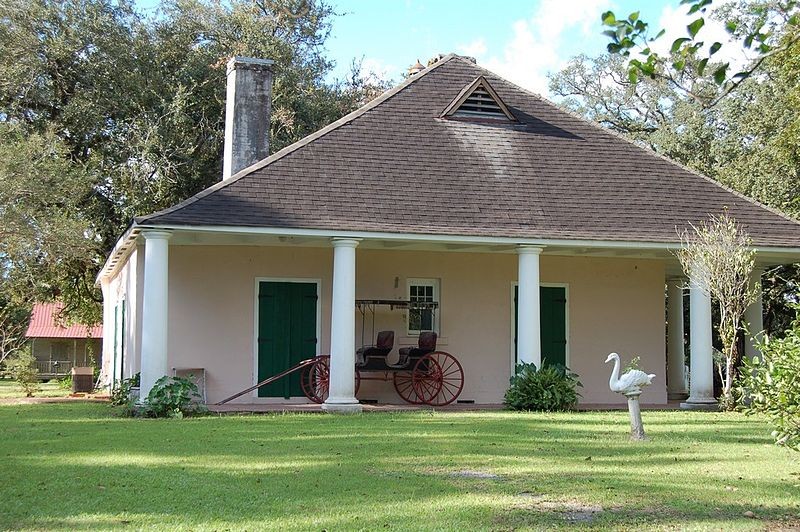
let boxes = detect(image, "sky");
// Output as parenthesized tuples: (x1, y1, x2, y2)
(135, 0, 745, 98)
(323, 0, 705, 95)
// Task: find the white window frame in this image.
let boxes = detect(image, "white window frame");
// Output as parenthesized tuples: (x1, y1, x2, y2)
(406, 278, 440, 335)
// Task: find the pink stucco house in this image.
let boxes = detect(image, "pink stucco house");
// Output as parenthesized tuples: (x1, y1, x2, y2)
(97, 54, 800, 411)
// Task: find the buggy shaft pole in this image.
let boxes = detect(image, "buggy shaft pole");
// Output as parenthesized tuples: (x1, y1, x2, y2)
(215, 357, 319, 405)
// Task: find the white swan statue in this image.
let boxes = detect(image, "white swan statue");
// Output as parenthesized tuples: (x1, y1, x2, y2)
(605, 353, 656, 395)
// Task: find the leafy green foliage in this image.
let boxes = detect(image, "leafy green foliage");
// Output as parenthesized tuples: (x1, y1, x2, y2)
(504, 362, 582, 411)
(109, 372, 140, 407)
(3, 346, 40, 397)
(764, 265, 800, 337)
(142, 375, 204, 418)
(0, 0, 390, 322)
(623, 355, 642, 373)
(601, 0, 799, 102)
(0, 298, 30, 365)
(552, 17, 800, 336)
(57, 374, 73, 391)
(0, 125, 101, 322)
(737, 321, 800, 450)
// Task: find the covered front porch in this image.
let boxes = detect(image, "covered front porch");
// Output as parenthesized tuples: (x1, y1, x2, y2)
(104, 225, 775, 411)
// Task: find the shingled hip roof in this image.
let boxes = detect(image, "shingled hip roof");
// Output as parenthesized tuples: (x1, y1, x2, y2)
(138, 54, 800, 248)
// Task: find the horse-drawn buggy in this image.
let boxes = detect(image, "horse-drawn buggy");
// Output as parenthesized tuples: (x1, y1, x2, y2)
(217, 299, 465, 406)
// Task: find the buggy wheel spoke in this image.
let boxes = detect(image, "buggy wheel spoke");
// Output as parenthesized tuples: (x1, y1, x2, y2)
(416, 352, 464, 406)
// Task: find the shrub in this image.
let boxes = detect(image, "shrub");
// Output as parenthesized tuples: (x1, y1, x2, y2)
(623, 355, 642, 373)
(737, 322, 800, 450)
(4, 347, 40, 397)
(57, 374, 72, 391)
(504, 362, 582, 411)
(142, 375, 204, 418)
(110, 372, 140, 407)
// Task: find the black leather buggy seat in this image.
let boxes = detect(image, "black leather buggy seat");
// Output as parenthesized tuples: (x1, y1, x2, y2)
(396, 331, 437, 367)
(356, 330, 395, 370)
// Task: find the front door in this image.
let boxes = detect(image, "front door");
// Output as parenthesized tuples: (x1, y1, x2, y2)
(257, 281, 318, 398)
(514, 286, 567, 367)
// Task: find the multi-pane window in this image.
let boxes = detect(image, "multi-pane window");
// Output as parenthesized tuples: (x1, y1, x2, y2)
(407, 279, 439, 334)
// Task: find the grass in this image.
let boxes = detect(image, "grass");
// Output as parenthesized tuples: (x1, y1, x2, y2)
(1, 403, 798, 531)
(0, 378, 70, 399)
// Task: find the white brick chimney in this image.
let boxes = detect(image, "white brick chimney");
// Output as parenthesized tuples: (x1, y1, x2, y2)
(222, 56, 274, 180)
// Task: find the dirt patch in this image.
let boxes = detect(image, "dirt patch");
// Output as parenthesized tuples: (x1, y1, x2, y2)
(448, 470, 503, 480)
(505, 493, 605, 525)
(533, 501, 603, 524)
(763, 516, 800, 531)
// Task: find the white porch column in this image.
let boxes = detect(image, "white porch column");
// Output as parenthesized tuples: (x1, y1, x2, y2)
(517, 246, 543, 368)
(743, 267, 764, 361)
(99, 279, 113, 388)
(323, 238, 362, 413)
(666, 278, 688, 399)
(681, 279, 716, 409)
(139, 230, 171, 400)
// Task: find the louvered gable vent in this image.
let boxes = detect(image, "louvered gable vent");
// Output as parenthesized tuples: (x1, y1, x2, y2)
(442, 76, 515, 121)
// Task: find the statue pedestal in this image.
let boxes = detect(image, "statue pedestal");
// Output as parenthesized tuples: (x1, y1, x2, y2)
(625, 392, 647, 441)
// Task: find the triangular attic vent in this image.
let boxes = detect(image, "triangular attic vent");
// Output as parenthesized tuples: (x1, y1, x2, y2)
(442, 76, 515, 121)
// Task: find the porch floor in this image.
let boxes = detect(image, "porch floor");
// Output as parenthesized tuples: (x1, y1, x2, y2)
(208, 401, 684, 414)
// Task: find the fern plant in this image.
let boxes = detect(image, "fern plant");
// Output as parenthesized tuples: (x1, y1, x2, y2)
(504, 362, 582, 411)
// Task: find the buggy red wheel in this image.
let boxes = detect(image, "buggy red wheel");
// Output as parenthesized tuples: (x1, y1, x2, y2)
(301, 356, 329, 404)
(300, 356, 360, 404)
(393, 371, 422, 404)
(412, 352, 464, 406)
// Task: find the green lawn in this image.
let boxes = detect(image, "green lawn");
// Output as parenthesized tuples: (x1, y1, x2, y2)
(1, 403, 798, 531)
(0, 378, 70, 399)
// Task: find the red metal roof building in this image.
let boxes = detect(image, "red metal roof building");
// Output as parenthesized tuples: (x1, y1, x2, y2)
(25, 302, 103, 339)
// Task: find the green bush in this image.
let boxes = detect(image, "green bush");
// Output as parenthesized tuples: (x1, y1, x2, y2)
(4, 347, 40, 397)
(737, 322, 800, 450)
(57, 374, 72, 391)
(142, 375, 204, 418)
(504, 362, 582, 411)
(110, 372, 140, 407)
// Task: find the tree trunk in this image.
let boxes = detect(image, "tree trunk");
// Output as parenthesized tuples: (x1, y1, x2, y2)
(722, 341, 737, 408)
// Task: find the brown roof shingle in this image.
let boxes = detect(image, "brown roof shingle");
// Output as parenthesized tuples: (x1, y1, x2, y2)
(139, 55, 800, 248)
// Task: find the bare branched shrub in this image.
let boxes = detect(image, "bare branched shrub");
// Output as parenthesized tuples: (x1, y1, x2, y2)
(0, 306, 28, 366)
(677, 213, 757, 407)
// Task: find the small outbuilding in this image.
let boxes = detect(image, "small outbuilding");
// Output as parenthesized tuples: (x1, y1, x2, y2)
(26, 303, 102, 380)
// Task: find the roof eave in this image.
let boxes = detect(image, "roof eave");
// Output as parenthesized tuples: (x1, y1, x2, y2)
(95, 222, 142, 286)
(123, 222, 800, 262)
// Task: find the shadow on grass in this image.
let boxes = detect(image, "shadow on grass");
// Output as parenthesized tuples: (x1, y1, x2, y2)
(1, 403, 797, 531)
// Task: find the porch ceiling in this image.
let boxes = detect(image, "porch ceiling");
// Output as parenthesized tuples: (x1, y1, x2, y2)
(166, 227, 800, 278)
(165, 227, 683, 259)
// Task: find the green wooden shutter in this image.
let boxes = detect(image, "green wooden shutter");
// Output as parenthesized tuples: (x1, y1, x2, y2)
(514, 286, 567, 367)
(540, 287, 567, 367)
(257, 282, 317, 398)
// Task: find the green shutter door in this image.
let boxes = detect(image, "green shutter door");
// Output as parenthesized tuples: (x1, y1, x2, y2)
(514, 286, 567, 367)
(257, 281, 318, 398)
(539, 287, 567, 367)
